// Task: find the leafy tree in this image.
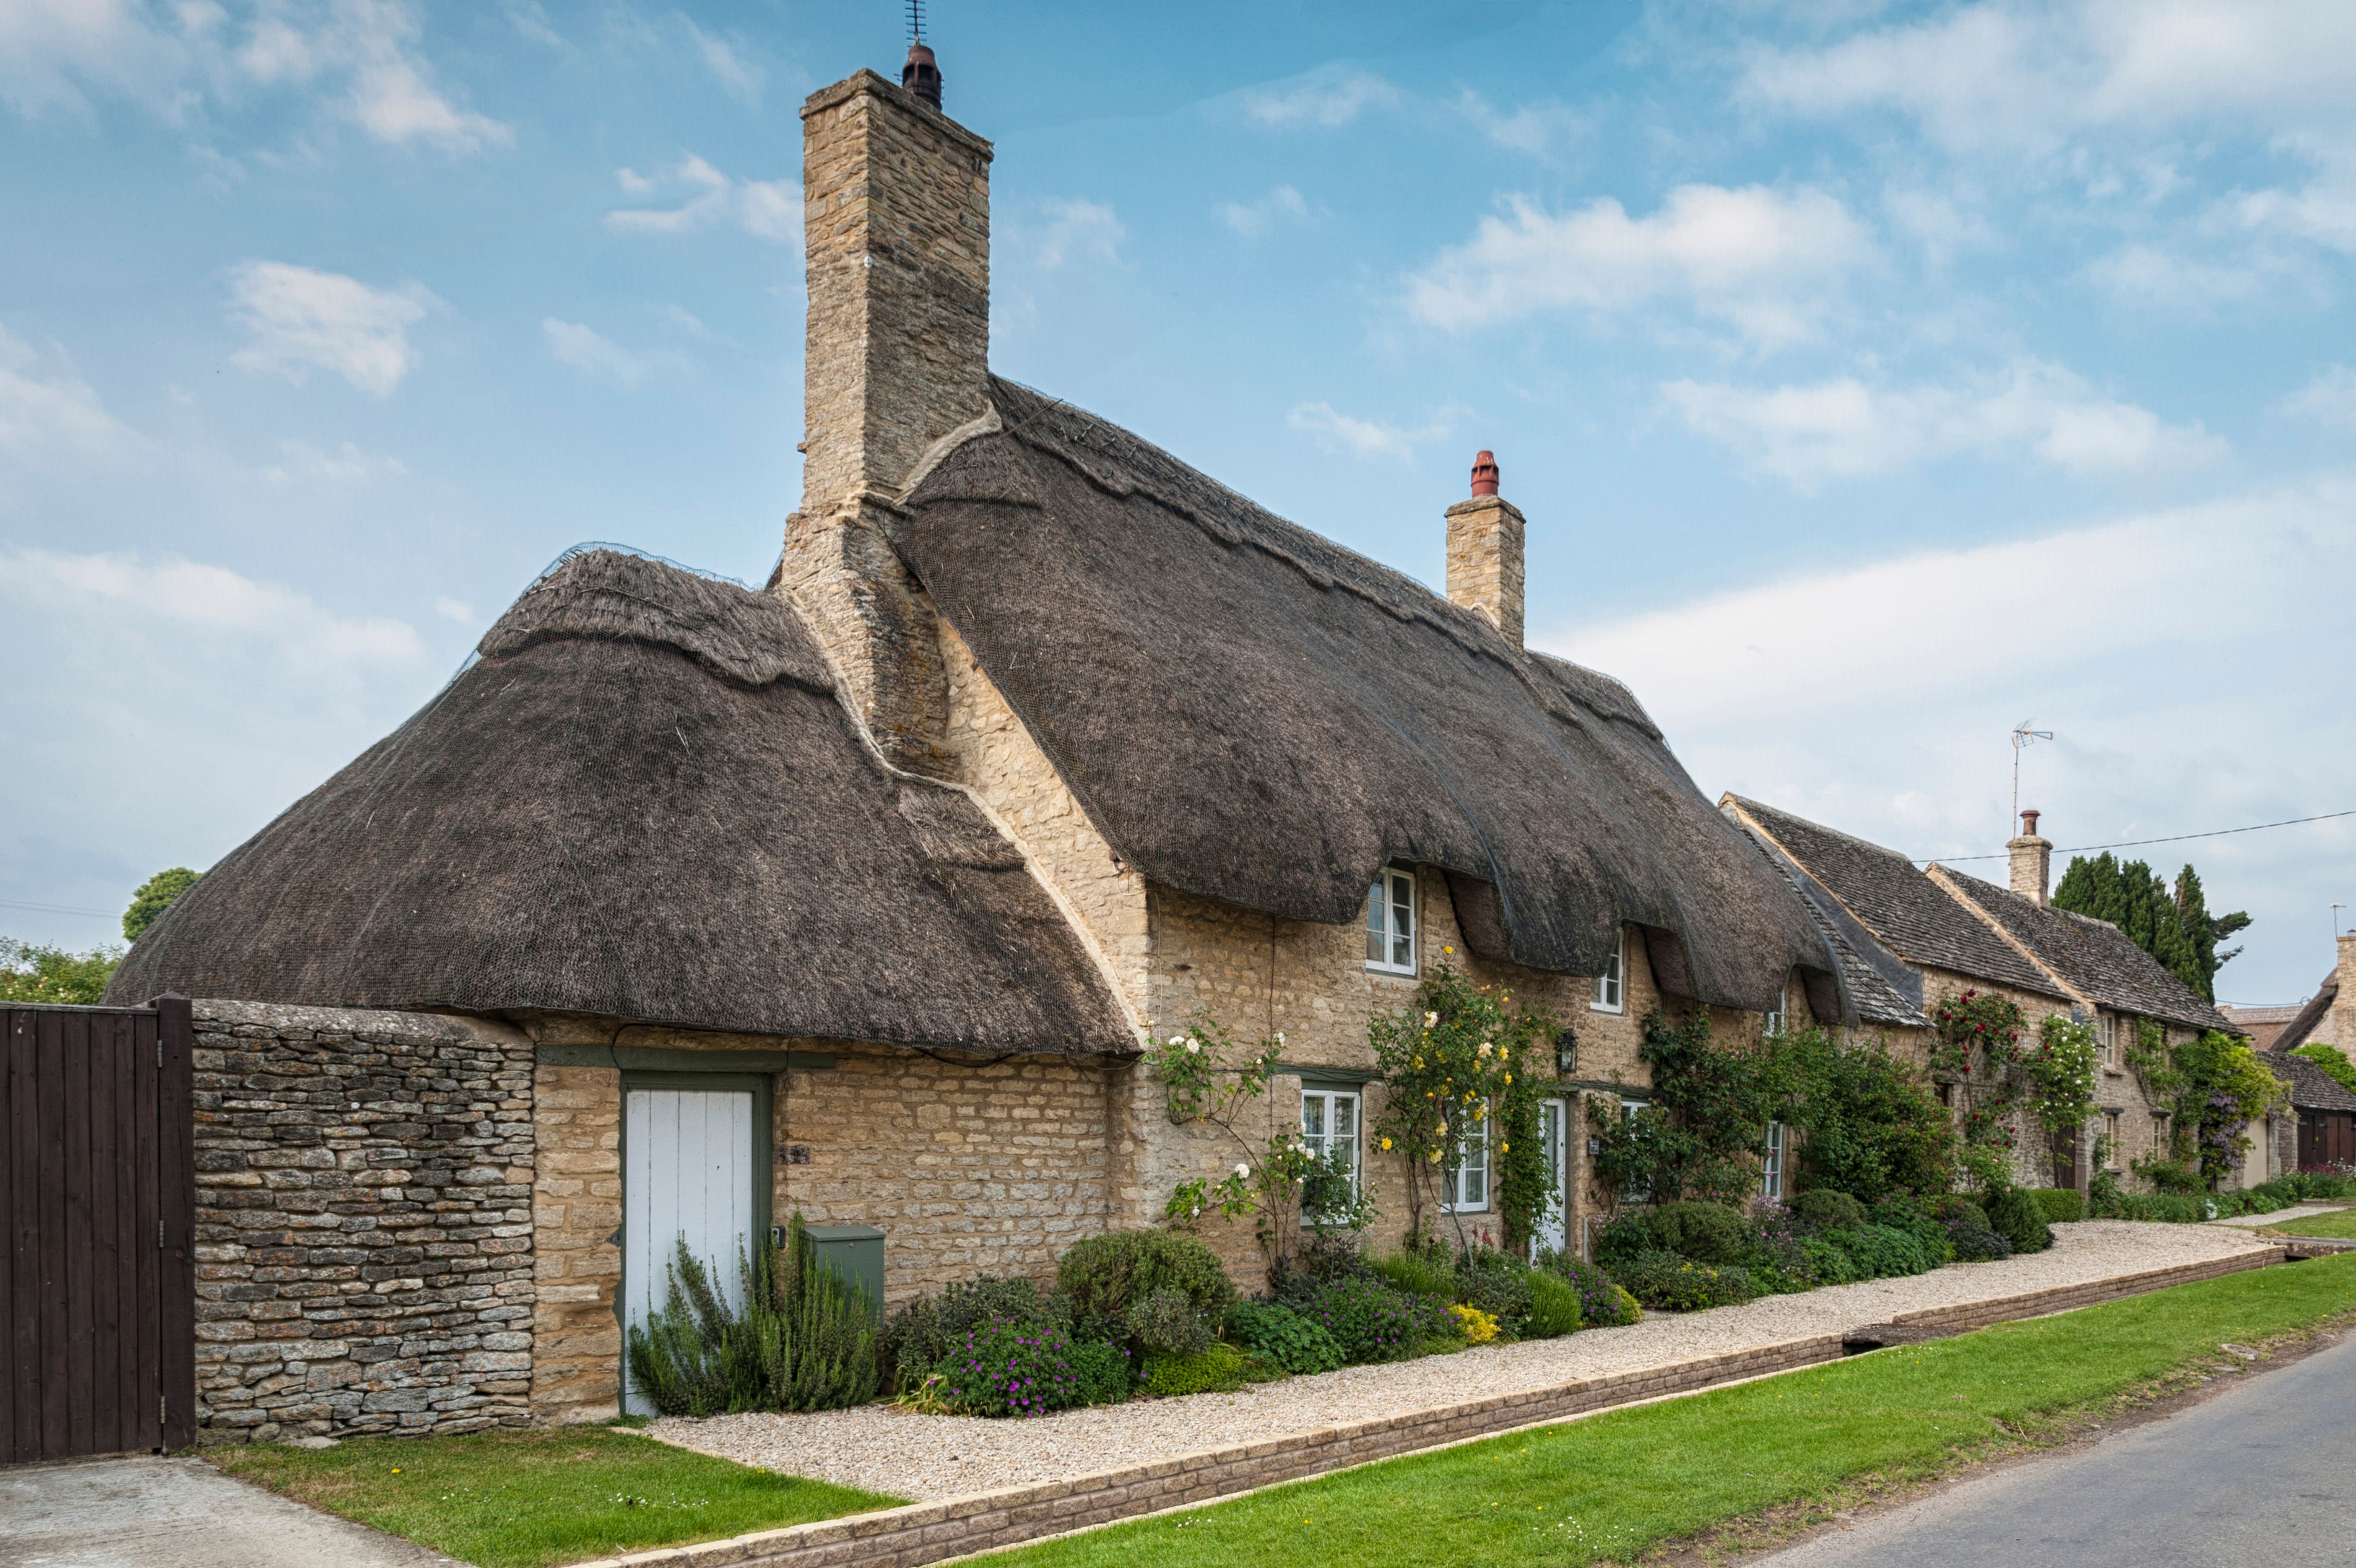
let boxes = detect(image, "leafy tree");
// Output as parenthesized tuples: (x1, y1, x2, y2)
(123, 867, 201, 942)
(0, 939, 123, 1003)
(2051, 854, 2245, 1002)
(2293, 1043, 2356, 1095)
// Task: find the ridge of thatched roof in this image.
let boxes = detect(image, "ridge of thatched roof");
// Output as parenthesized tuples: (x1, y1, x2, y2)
(886, 378, 1835, 1012)
(1726, 797, 2072, 1002)
(107, 548, 1130, 1055)
(1932, 870, 2232, 1036)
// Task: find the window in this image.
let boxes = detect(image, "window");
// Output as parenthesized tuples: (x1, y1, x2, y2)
(2152, 1111, 2170, 1152)
(1299, 1088, 1361, 1215)
(1442, 1101, 1489, 1212)
(1762, 1122, 1785, 1201)
(1618, 1098, 1650, 1203)
(2104, 1109, 2123, 1170)
(1763, 979, 1787, 1039)
(1365, 868, 1416, 976)
(1590, 929, 1624, 1013)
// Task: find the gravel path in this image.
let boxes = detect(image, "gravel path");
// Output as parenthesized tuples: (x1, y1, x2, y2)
(654, 1221, 2272, 1502)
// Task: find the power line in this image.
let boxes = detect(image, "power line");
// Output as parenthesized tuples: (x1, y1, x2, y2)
(1915, 808, 2356, 865)
(0, 898, 116, 918)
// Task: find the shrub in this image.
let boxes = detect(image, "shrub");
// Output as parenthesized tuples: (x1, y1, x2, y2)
(1945, 1218, 2012, 1262)
(1283, 1274, 1428, 1363)
(1535, 1251, 1643, 1326)
(2092, 1189, 2210, 1223)
(1986, 1187, 2054, 1255)
(1125, 1286, 1212, 1357)
(2027, 1187, 2086, 1224)
(1058, 1231, 1237, 1333)
(1523, 1270, 1582, 1338)
(1593, 1200, 1748, 1268)
(1068, 1338, 1133, 1405)
(1799, 1234, 1861, 1285)
(1829, 1223, 1939, 1279)
(1224, 1300, 1345, 1375)
(935, 1317, 1081, 1419)
(1933, 1196, 1993, 1231)
(1140, 1341, 1248, 1397)
(1792, 1190, 1868, 1231)
(625, 1218, 880, 1418)
(881, 1275, 1061, 1391)
(1612, 1249, 1756, 1312)
(1449, 1304, 1501, 1344)
(1452, 1247, 1536, 1336)
(1369, 1249, 1455, 1299)
(1866, 1195, 1955, 1263)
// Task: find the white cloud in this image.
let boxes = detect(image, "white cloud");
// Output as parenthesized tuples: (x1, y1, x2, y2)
(4, 0, 508, 151)
(2280, 364, 2356, 429)
(1404, 184, 1873, 346)
(433, 594, 475, 623)
(1455, 90, 1588, 157)
(0, 325, 130, 462)
(1664, 360, 2227, 486)
(1744, 1, 2356, 152)
(2230, 149, 2356, 254)
(2082, 244, 2270, 309)
(1033, 199, 1125, 271)
(542, 319, 652, 385)
(1218, 185, 1313, 237)
(1285, 402, 1449, 461)
(227, 261, 434, 396)
(1239, 67, 1398, 129)
(259, 439, 406, 486)
(605, 154, 800, 243)
(3, 545, 425, 665)
(685, 20, 760, 104)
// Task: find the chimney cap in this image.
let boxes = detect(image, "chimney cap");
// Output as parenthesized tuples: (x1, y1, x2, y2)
(903, 41, 942, 107)
(2019, 808, 2040, 836)
(1470, 449, 1499, 497)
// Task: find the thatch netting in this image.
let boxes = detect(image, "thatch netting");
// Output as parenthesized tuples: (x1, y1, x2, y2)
(107, 549, 1128, 1054)
(890, 378, 1835, 1012)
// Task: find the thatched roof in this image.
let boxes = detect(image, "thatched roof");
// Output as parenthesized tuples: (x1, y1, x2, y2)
(2267, 970, 2340, 1055)
(107, 549, 1129, 1054)
(886, 379, 1834, 1013)
(1933, 871, 2230, 1036)
(1726, 798, 2071, 1002)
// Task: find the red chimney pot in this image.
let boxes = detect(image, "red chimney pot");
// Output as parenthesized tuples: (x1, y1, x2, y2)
(1470, 450, 1499, 497)
(2020, 808, 2040, 836)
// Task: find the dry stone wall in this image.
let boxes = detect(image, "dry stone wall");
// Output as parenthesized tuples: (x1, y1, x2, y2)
(189, 1001, 537, 1443)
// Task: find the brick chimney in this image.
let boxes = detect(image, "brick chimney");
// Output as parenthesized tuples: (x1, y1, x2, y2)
(1444, 451, 1525, 649)
(774, 55, 993, 773)
(2008, 808, 2052, 906)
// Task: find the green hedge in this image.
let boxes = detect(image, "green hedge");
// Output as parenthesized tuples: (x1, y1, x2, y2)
(2027, 1188, 2085, 1224)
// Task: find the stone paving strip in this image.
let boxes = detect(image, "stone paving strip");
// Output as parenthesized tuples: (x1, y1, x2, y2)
(656, 1220, 2272, 1503)
(583, 1228, 2286, 1568)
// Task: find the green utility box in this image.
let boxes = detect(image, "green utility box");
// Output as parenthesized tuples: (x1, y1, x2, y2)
(802, 1223, 885, 1322)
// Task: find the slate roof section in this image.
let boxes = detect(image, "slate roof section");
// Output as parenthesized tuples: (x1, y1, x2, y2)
(107, 549, 1132, 1055)
(1725, 797, 2070, 1002)
(886, 379, 1839, 1011)
(1932, 870, 2232, 1036)
(1726, 809, 1926, 1028)
(2274, 1048, 2356, 1114)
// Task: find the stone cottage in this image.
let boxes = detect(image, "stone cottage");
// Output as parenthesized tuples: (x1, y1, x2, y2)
(2261, 937, 2356, 1171)
(1720, 798, 2277, 1192)
(103, 50, 1869, 1440)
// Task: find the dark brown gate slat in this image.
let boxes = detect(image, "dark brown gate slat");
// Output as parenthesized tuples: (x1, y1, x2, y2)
(7, 1010, 36, 1464)
(156, 995, 196, 1451)
(63, 1008, 97, 1458)
(36, 1008, 68, 1455)
(89, 1013, 126, 1455)
(0, 1011, 17, 1465)
(108, 1012, 145, 1453)
(132, 1007, 162, 1452)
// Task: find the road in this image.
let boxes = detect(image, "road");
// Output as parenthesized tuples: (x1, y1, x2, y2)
(1749, 1328, 2356, 1567)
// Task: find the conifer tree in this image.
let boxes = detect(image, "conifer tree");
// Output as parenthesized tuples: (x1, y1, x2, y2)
(2051, 854, 2246, 1003)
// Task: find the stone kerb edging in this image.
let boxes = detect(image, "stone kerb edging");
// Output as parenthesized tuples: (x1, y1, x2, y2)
(583, 1245, 2288, 1568)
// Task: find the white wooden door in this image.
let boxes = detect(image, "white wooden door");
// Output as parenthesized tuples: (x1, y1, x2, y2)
(1535, 1099, 1568, 1255)
(623, 1086, 756, 1415)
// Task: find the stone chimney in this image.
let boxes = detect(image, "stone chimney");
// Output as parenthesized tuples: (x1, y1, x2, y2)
(2335, 932, 2356, 1048)
(2008, 808, 2052, 906)
(775, 54, 993, 773)
(1444, 450, 1525, 649)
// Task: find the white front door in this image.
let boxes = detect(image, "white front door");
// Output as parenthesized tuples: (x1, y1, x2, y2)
(623, 1086, 756, 1415)
(1535, 1099, 1568, 1255)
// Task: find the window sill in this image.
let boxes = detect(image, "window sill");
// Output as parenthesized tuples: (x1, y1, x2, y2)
(1366, 966, 1418, 981)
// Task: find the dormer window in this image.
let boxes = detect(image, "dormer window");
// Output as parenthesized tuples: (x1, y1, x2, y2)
(1590, 929, 1624, 1013)
(1366, 867, 1417, 976)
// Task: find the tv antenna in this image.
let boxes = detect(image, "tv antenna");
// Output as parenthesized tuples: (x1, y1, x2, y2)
(907, 0, 925, 44)
(2010, 719, 2053, 831)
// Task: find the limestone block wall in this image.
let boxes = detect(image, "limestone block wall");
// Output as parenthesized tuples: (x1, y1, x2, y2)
(529, 1063, 622, 1427)
(189, 1001, 537, 1443)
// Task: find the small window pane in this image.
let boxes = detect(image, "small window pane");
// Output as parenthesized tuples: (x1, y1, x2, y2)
(1366, 884, 1385, 964)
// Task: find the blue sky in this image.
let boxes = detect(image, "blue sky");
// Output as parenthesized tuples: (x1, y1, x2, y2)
(2, 0, 2350, 1002)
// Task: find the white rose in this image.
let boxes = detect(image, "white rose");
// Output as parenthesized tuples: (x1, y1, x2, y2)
(1425, 1011, 1439, 1027)
(1186, 1041, 1200, 1053)
(1168, 1034, 1187, 1047)
(1235, 1163, 1250, 1179)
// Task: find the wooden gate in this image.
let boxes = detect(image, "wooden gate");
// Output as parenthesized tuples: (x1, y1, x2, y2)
(2299, 1111, 2356, 1172)
(2, 996, 194, 1462)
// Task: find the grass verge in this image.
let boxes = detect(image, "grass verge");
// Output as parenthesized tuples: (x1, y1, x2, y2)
(981, 1253, 2356, 1568)
(207, 1425, 899, 1568)
(2263, 1206, 2356, 1239)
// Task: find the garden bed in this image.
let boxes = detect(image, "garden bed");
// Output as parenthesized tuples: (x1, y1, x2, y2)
(652, 1219, 2269, 1501)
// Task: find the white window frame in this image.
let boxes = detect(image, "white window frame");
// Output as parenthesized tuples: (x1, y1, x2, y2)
(1365, 867, 1417, 976)
(1298, 1087, 1362, 1216)
(1590, 929, 1625, 1013)
(1762, 1120, 1785, 1201)
(1441, 1099, 1491, 1213)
